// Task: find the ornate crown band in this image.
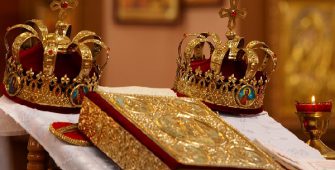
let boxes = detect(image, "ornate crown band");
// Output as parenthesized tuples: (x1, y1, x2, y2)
(173, 0, 277, 114)
(1, 0, 110, 113)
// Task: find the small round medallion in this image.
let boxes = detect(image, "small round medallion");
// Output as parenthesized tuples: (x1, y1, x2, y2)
(235, 85, 256, 107)
(70, 84, 89, 106)
(5, 73, 22, 96)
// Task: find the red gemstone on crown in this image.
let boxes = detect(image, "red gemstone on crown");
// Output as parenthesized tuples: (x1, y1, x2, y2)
(230, 10, 237, 17)
(48, 49, 54, 55)
(61, 1, 69, 8)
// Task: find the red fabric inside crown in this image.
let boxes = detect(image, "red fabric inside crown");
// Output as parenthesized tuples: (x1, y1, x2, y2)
(19, 42, 44, 73)
(190, 52, 248, 80)
(190, 59, 211, 72)
(19, 44, 83, 79)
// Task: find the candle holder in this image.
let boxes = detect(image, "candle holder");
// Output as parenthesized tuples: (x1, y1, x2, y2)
(296, 109, 335, 159)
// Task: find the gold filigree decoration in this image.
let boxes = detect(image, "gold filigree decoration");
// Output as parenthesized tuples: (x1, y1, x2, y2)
(79, 92, 282, 169)
(50, 0, 79, 21)
(219, 0, 247, 30)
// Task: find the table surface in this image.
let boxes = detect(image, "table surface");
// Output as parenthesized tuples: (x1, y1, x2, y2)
(0, 110, 26, 136)
(0, 86, 332, 170)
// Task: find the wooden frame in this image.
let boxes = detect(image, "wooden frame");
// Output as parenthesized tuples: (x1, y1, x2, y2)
(184, 0, 223, 7)
(113, 0, 181, 25)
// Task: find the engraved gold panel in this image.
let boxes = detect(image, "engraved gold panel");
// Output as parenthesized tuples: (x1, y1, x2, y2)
(79, 92, 282, 169)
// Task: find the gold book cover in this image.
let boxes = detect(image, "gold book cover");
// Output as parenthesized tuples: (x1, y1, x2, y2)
(78, 91, 282, 170)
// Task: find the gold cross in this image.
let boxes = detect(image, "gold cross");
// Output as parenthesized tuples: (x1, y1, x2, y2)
(219, 0, 247, 30)
(50, 0, 79, 21)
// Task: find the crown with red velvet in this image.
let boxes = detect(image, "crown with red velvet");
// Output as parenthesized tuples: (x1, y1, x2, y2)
(173, 0, 277, 114)
(1, 0, 109, 113)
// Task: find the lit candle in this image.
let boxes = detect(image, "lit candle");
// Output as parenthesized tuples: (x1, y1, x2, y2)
(311, 96, 316, 111)
(311, 96, 315, 104)
(296, 96, 332, 113)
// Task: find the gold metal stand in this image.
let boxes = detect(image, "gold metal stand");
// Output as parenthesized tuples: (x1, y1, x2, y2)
(296, 111, 335, 159)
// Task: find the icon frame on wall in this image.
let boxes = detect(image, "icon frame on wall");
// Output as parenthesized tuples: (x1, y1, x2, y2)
(114, 0, 181, 25)
(184, 0, 223, 7)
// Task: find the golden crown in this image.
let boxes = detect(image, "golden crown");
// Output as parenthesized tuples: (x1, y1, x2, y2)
(173, 0, 277, 114)
(2, 0, 109, 113)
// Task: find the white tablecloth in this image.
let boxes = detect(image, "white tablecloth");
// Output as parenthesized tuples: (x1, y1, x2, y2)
(0, 86, 330, 170)
(0, 98, 118, 170)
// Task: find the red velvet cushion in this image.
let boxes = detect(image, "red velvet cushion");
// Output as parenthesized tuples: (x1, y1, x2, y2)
(50, 122, 90, 146)
(51, 122, 87, 141)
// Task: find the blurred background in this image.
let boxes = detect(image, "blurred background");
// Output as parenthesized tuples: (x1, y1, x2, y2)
(1, 0, 335, 169)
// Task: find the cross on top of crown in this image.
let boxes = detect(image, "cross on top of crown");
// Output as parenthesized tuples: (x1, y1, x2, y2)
(219, 0, 247, 31)
(50, 0, 79, 21)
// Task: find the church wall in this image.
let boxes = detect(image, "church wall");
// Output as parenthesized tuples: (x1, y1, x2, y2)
(100, 0, 229, 88)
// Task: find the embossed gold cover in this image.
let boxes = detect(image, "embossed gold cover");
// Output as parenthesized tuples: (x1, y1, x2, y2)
(78, 91, 282, 170)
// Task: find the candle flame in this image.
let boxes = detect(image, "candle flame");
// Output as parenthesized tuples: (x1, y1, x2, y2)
(311, 96, 315, 104)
